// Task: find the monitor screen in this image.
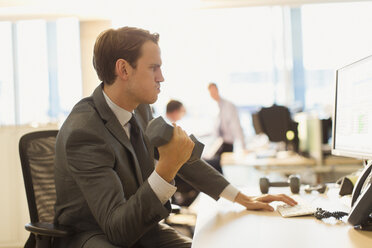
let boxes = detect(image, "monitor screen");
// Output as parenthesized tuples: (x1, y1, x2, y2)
(332, 55, 372, 159)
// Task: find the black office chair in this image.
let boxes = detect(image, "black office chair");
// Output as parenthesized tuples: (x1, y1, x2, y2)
(257, 104, 299, 152)
(19, 130, 71, 248)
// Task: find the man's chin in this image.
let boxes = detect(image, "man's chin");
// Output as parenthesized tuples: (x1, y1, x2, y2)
(147, 96, 158, 104)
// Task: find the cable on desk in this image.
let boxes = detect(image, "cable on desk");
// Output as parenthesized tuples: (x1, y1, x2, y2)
(314, 208, 348, 220)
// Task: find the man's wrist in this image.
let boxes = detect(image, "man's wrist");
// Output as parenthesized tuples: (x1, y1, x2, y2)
(220, 184, 240, 202)
(155, 163, 176, 183)
(235, 192, 253, 205)
(148, 171, 177, 205)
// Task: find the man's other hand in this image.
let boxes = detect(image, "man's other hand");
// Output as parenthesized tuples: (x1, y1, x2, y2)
(234, 192, 297, 211)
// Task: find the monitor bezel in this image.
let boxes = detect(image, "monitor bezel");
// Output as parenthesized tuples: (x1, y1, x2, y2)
(331, 55, 372, 160)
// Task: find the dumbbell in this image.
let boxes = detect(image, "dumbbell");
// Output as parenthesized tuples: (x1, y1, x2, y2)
(259, 175, 300, 194)
(304, 184, 327, 194)
(145, 116, 205, 163)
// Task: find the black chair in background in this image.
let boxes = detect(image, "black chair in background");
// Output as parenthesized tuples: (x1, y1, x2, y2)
(19, 130, 71, 248)
(252, 112, 265, 135)
(257, 104, 299, 152)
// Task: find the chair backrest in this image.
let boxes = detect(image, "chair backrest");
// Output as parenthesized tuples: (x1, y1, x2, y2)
(19, 130, 59, 224)
(251, 112, 264, 135)
(258, 105, 294, 142)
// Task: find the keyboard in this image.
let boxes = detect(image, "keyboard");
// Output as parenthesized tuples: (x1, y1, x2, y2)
(277, 197, 316, 218)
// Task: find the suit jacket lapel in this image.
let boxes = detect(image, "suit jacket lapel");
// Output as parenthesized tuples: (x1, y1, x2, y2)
(92, 84, 144, 184)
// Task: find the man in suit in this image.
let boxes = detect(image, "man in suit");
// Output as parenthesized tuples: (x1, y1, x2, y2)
(54, 27, 297, 248)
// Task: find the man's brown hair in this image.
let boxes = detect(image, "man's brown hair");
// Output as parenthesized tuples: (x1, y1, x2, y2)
(93, 27, 159, 85)
(166, 100, 183, 114)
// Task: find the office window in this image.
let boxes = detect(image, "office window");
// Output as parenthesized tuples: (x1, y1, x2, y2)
(112, 3, 372, 138)
(55, 18, 82, 117)
(0, 18, 82, 126)
(15, 20, 50, 124)
(193, 7, 284, 108)
(302, 2, 372, 111)
(0, 22, 15, 125)
(157, 7, 288, 108)
(113, 7, 291, 136)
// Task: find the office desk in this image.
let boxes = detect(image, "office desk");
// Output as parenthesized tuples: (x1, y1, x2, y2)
(221, 152, 363, 174)
(221, 151, 316, 167)
(192, 186, 372, 248)
(221, 152, 316, 174)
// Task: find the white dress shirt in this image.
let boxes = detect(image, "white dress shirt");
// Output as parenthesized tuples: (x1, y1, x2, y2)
(216, 98, 246, 148)
(102, 90, 239, 204)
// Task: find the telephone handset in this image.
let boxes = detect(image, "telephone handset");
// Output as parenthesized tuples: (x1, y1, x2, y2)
(348, 161, 372, 230)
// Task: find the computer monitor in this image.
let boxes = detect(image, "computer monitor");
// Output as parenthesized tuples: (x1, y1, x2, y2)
(332, 55, 372, 160)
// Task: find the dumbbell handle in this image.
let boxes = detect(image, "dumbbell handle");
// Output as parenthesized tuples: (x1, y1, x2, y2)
(270, 182, 289, 187)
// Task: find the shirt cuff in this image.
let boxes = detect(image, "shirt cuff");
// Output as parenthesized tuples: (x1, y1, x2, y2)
(219, 184, 240, 202)
(148, 171, 177, 205)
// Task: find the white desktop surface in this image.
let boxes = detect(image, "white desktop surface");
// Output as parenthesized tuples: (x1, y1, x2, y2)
(220, 152, 363, 175)
(192, 186, 372, 248)
(221, 151, 316, 167)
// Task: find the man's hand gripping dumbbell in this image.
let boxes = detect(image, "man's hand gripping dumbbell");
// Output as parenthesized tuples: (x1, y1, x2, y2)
(145, 116, 205, 182)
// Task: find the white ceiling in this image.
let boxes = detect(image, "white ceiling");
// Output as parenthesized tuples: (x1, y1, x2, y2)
(0, 0, 368, 21)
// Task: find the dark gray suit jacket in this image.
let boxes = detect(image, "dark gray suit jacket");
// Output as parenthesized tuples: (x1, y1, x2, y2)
(54, 84, 230, 247)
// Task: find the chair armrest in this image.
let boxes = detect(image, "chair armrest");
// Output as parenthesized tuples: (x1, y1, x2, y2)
(25, 222, 72, 237)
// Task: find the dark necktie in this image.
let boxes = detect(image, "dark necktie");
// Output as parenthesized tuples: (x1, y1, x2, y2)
(129, 115, 153, 181)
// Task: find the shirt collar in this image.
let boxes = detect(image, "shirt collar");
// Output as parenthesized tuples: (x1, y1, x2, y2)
(102, 89, 132, 127)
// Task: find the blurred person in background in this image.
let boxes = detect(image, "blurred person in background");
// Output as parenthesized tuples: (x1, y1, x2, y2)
(166, 100, 186, 123)
(206, 82, 246, 173)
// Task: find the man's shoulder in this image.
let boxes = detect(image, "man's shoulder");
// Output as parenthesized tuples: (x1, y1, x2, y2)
(71, 95, 95, 112)
(61, 96, 103, 133)
(221, 98, 236, 109)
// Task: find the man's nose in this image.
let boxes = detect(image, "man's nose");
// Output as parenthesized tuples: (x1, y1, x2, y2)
(157, 69, 164, 82)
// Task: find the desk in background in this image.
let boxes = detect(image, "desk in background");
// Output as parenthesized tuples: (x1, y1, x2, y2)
(192, 185, 372, 248)
(221, 152, 363, 174)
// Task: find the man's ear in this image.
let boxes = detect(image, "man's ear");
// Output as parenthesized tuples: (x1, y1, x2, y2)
(115, 59, 132, 80)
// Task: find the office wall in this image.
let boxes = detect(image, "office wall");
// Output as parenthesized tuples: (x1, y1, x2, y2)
(0, 124, 58, 247)
(80, 20, 111, 97)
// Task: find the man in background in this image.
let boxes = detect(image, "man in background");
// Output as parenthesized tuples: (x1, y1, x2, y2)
(166, 100, 186, 123)
(206, 83, 246, 172)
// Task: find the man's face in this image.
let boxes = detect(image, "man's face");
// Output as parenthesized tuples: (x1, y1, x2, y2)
(174, 106, 186, 122)
(126, 41, 164, 105)
(208, 85, 219, 101)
